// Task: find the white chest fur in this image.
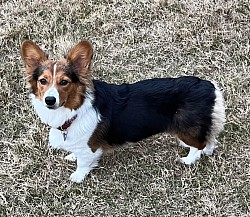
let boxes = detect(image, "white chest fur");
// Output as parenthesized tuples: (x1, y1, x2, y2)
(48, 105, 100, 153)
(31, 94, 100, 151)
(31, 94, 103, 182)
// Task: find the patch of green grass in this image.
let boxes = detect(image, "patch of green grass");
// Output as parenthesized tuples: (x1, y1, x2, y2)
(0, 0, 249, 216)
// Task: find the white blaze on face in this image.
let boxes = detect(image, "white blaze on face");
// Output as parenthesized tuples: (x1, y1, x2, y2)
(43, 63, 60, 108)
(52, 62, 57, 86)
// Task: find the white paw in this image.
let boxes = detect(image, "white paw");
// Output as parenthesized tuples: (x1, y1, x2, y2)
(180, 157, 196, 165)
(202, 147, 213, 156)
(202, 145, 217, 156)
(69, 168, 90, 183)
(65, 153, 77, 161)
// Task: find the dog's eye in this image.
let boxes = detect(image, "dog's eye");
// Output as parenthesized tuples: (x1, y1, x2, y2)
(39, 78, 47, 85)
(60, 80, 69, 86)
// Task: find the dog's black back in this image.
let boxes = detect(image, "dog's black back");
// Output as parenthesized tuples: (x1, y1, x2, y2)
(92, 76, 215, 146)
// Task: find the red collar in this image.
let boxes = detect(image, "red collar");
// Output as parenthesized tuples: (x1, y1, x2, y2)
(58, 115, 77, 131)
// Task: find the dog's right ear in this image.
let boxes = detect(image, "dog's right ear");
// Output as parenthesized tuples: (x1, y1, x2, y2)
(21, 40, 47, 74)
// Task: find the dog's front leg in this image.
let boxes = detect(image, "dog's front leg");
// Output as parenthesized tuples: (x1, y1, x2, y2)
(69, 147, 103, 183)
(64, 153, 77, 161)
(49, 128, 64, 148)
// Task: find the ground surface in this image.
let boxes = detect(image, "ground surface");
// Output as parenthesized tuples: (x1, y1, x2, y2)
(0, 0, 249, 216)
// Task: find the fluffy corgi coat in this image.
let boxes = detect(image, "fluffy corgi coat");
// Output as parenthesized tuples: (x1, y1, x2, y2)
(21, 40, 226, 183)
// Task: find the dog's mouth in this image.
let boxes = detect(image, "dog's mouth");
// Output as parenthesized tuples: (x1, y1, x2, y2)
(45, 100, 66, 110)
(46, 105, 58, 110)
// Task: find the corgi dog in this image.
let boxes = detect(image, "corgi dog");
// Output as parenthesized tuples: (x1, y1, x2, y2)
(21, 40, 226, 183)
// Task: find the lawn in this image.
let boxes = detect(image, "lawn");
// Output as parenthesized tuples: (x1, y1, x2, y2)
(0, 0, 249, 216)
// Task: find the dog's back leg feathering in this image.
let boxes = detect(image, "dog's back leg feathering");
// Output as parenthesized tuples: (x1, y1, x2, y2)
(178, 84, 226, 165)
(202, 84, 226, 156)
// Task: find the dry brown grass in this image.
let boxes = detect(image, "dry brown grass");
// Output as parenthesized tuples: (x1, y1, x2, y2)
(0, 0, 249, 216)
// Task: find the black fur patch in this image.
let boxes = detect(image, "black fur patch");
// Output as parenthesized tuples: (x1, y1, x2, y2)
(32, 64, 49, 81)
(92, 76, 216, 147)
(32, 67, 42, 81)
(65, 65, 79, 83)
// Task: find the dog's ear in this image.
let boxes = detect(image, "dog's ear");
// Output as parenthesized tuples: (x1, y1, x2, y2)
(21, 40, 47, 74)
(67, 40, 93, 74)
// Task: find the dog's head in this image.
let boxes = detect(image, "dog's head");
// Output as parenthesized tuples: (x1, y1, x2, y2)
(21, 40, 93, 110)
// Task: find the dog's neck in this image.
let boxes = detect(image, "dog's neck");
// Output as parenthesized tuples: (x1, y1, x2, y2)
(57, 115, 77, 131)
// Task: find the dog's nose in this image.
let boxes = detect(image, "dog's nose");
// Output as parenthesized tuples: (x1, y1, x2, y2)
(45, 96, 56, 106)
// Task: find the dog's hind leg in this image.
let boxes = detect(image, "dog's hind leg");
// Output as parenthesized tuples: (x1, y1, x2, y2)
(180, 146, 202, 165)
(202, 139, 217, 156)
(178, 139, 190, 148)
(178, 139, 202, 164)
(177, 134, 205, 164)
(202, 84, 226, 156)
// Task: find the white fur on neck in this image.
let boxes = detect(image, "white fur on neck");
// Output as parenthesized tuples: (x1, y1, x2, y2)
(48, 94, 100, 151)
(30, 93, 94, 128)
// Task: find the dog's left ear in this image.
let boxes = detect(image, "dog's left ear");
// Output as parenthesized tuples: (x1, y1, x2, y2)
(67, 40, 93, 74)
